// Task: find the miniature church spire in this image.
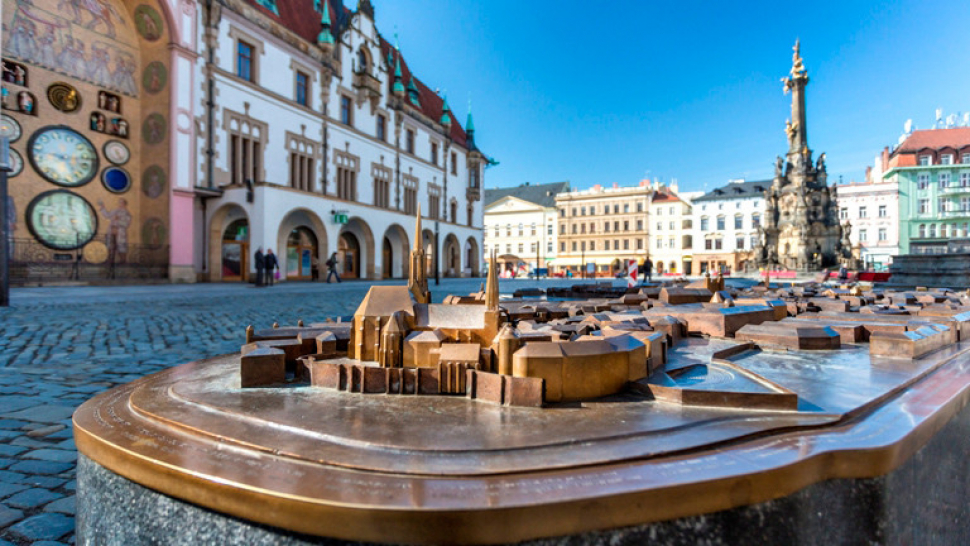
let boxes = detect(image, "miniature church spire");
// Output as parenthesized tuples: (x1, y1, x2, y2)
(408, 204, 430, 304)
(485, 250, 499, 311)
(317, 0, 334, 50)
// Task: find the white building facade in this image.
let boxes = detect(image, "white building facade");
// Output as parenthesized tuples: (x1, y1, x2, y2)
(194, 0, 485, 282)
(835, 154, 900, 271)
(483, 182, 569, 276)
(648, 182, 701, 276)
(691, 180, 767, 275)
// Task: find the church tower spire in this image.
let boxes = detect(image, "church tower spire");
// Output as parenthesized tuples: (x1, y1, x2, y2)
(408, 204, 430, 304)
(485, 250, 499, 311)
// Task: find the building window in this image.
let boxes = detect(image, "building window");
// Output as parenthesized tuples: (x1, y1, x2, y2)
(942, 224, 949, 238)
(624, 204, 630, 213)
(572, 224, 577, 234)
(656, 221, 662, 231)
(372, 164, 392, 209)
(918, 174, 930, 189)
(402, 175, 418, 214)
(561, 242, 566, 252)
(572, 208, 577, 216)
(623, 220, 629, 231)
(427, 184, 442, 220)
(700, 217, 709, 230)
(752, 213, 761, 228)
(340, 95, 352, 125)
(942, 154, 954, 165)
(929, 224, 937, 238)
(580, 224, 586, 234)
(406, 129, 415, 154)
(918, 199, 929, 214)
(840, 207, 848, 220)
(547, 241, 553, 253)
(939, 197, 948, 213)
(614, 221, 619, 231)
(637, 220, 643, 231)
(613, 204, 619, 214)
(636, 239, 643, 250)
(560, 209, 566, 218)
(547, 224, 553, 236)
(518, 243, 524, 254)
(571, 242, 577, 252)
(376, 115, 386, 142)
(859, 229, 867, 242)
(589, 205, 596, 215)
(605, 240, 610, 251)
(226, 110, 266, 187)
(705, 239, 713, 250)
(919, 155, 931, 166)
(716, 216, 725, 230)
(505, 244, 512, 254)
(714, 238, 723, 250)
(667, 237, 675, 249)
(493, 226, 499, 237)
(637, 203, 643, 212)
(560, 225, 565, 235)
(589, 222, 596, 234)
(878, 205, 887, 218)
(939, 173, 951, 188)
(451, 152, 457, 175)
(750, 235, 758, 248)
(858, 206, 867, 218)
(431, 142, 439, 165)
(605, 222, 611, 233)
(962, 153, 970, 164)
(295, 71, 309, 106)
(734, 215, 743, 229)
(468, 163, 480, 189)
(237, 41, 255, 81)
(961, 173, 970, 187)
(623, 239, 630, 250)
(589, 241, 596, 251)
(736, 237, 745, 249)
(530, 223, 537, 236)
(287, 134, 317, 192)
(919, 224, 926, 238)
(669, 221, 675, 230)
(656, 237, 662, 249)
(518, 223, 524, 236)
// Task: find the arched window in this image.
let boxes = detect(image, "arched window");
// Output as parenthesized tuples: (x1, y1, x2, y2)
(942, 224, 949, 238)
(919, 224, 926, 238)
(929, 224, 937, 238)
(356, 48, 369, 74)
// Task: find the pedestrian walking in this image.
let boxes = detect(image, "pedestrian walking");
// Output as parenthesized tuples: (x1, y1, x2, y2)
(254, 247, 265, 287)
(326, 252, 342, 283)
(642, 256, 653, 283)
(265, 248, 279, 286)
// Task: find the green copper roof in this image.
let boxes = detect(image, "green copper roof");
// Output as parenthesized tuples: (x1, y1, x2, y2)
(440, 96, 452, 125)
(392, 55, 405, 94)
(317, 0, 334, 45)
(407, 77, 420, 105)
(466, 110, 475, 133)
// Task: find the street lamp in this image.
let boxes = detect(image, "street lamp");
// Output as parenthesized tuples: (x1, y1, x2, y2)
(0, 136, 10, 307)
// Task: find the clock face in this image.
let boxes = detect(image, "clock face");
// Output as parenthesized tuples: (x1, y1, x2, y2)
(103, 140, 130, 165)
(26, 190, 98, 250)
(28, 126, 99, 187)
(0, 114, 22, 142)
(9, 149, 23, 177)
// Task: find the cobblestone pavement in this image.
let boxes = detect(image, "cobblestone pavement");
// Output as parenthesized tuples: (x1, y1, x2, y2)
(0, 277, 598, 545)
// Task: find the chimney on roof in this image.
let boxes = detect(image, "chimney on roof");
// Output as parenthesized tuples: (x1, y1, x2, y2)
(593, 184, 602, 191)
(882, 146, 890, 168)
(612, 182, 619, 189)
(639, 179, 648, 187)
(865, 166, 872, 183)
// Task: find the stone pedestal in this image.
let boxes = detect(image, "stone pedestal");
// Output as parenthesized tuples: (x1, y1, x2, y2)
(77, 398, 970, 545)
(889, 254, 970, 288)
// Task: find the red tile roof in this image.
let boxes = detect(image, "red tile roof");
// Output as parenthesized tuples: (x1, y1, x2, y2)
(240, 1, 469, 148)
(895, 128, 970, 153)
(651, 191, 681, 203)
(378, 37, 469, 148)
(242, 0, 342, 46)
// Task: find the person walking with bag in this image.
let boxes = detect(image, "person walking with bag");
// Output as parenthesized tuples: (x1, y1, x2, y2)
(326, 252, 342, 283)
(254, 247, 265, 287)
(264, 248, 279, 286)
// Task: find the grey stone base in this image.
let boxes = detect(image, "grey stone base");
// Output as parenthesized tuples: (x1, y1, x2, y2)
(77, 401, 970, 546)
(888, 253, 970, 288)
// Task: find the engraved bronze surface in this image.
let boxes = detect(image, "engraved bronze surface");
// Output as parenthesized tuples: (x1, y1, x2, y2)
(75, 336, 970, 544)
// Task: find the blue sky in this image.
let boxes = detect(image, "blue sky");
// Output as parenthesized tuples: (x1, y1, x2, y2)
(376, 1, 970, 193)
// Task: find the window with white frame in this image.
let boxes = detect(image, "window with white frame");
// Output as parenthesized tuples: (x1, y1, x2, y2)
(224, 109, 267, 187)
(668, 237, 674, 248)
(427, 183, 442, 220)
(736, 236, 745, 249)
(700, 217, 709, 230)
(963, 153, 970, 164)
(918, 199, 929, 214)
(878, 205, 887, 217)
(286, 132, 318, 192)
(753, 213, 761, 227)
(656, 221, 662, 231)
(918, 174, 930, 189)
(858, 206, 867, 218)
(942, 154, 954, 165)
(716, 216, 725, 230)
(655, 237, 662, 249)
(962, 173, 970, 187)
(919, 155, 931, 166)
(340, 95, 353, 125)
(734, 215, 743, 229)
(878, 228, 887, 241)
(859, 229, 867, 242)
(840, 207, 848, 220)
(334, 150, 359, 201)
(929, 224, 937, 237)
(938, 197, 948, 213)
(372, 163, 392, 209)
(669, 221, 675, 230)
(402, 174, 418, 215)
(940, 173, 951, 188)
(919, 224, 926, 238)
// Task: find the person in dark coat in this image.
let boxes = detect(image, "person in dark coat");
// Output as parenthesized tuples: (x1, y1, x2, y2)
(642, 256, 653, 283)
(326, 252, 342, 283)
(254, 247, 265, 287)
(264, 248, 279, 286)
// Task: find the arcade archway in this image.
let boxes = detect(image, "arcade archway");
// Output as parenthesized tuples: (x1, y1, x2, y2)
(381, 224, 409, 279)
